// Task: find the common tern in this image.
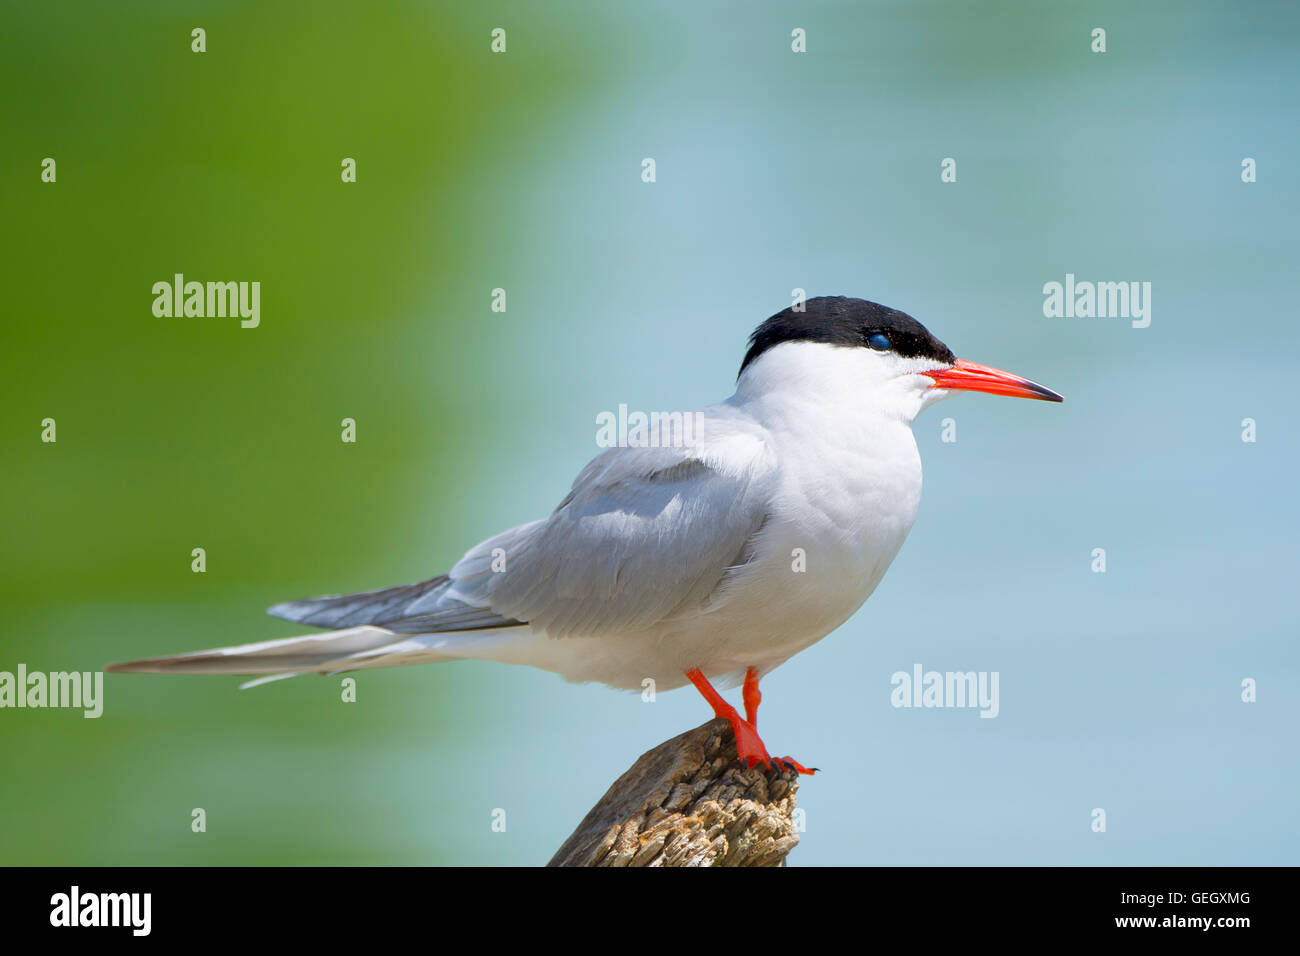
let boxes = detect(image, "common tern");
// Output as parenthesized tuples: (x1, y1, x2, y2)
(108, 296, 1063, 774)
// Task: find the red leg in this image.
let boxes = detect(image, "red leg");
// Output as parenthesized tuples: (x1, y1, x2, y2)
(686, 668, 771, 770)
(685, 668, 817, 775)
(742, 667, 761, 727)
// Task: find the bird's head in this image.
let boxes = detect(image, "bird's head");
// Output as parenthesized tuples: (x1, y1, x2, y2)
(736, 296, 1062, 422)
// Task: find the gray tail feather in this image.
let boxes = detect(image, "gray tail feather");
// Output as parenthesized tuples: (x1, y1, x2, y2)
(106, 574, 527, 680)
(104, 625, 401, 677)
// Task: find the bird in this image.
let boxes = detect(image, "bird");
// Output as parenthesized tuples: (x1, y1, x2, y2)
(107, 296, 1062, 774)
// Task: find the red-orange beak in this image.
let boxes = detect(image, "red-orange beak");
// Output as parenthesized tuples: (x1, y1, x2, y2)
(922, 358, 1063, 402)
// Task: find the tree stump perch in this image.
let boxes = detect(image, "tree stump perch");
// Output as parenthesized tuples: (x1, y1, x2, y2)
(548, 718, 802, 867)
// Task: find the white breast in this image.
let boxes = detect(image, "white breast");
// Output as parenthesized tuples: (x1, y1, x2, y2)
(714, 376, 925, 667)
(622, 340, 932, 686)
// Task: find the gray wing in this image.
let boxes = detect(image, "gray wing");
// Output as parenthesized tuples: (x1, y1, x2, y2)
(439, 422, 776, 638)
(271, 408, 775, 638)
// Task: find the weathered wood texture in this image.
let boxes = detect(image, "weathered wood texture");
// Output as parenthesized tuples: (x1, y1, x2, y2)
(548, 718, 801, 867)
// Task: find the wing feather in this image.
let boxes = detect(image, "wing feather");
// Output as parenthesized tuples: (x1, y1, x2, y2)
(445, 409, 775, 638)
(268, 574, 522, 633)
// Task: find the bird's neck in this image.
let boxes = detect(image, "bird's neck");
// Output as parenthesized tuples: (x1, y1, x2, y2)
(726, 347, 929, 543)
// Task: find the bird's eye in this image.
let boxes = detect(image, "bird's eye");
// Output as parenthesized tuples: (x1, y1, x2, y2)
(866, 332, 892, 351)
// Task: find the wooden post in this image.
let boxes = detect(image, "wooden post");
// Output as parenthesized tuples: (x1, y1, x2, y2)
(548, 718, 802, 867)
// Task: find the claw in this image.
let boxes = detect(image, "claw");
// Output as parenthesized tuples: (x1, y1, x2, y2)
(772, 755, 818, 776)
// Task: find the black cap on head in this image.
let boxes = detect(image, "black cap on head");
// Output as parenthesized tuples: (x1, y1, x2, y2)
(739, 296, 955, 377)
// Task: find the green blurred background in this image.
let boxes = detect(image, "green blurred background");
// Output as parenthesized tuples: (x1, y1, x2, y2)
(2, 1, 1297, 865)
